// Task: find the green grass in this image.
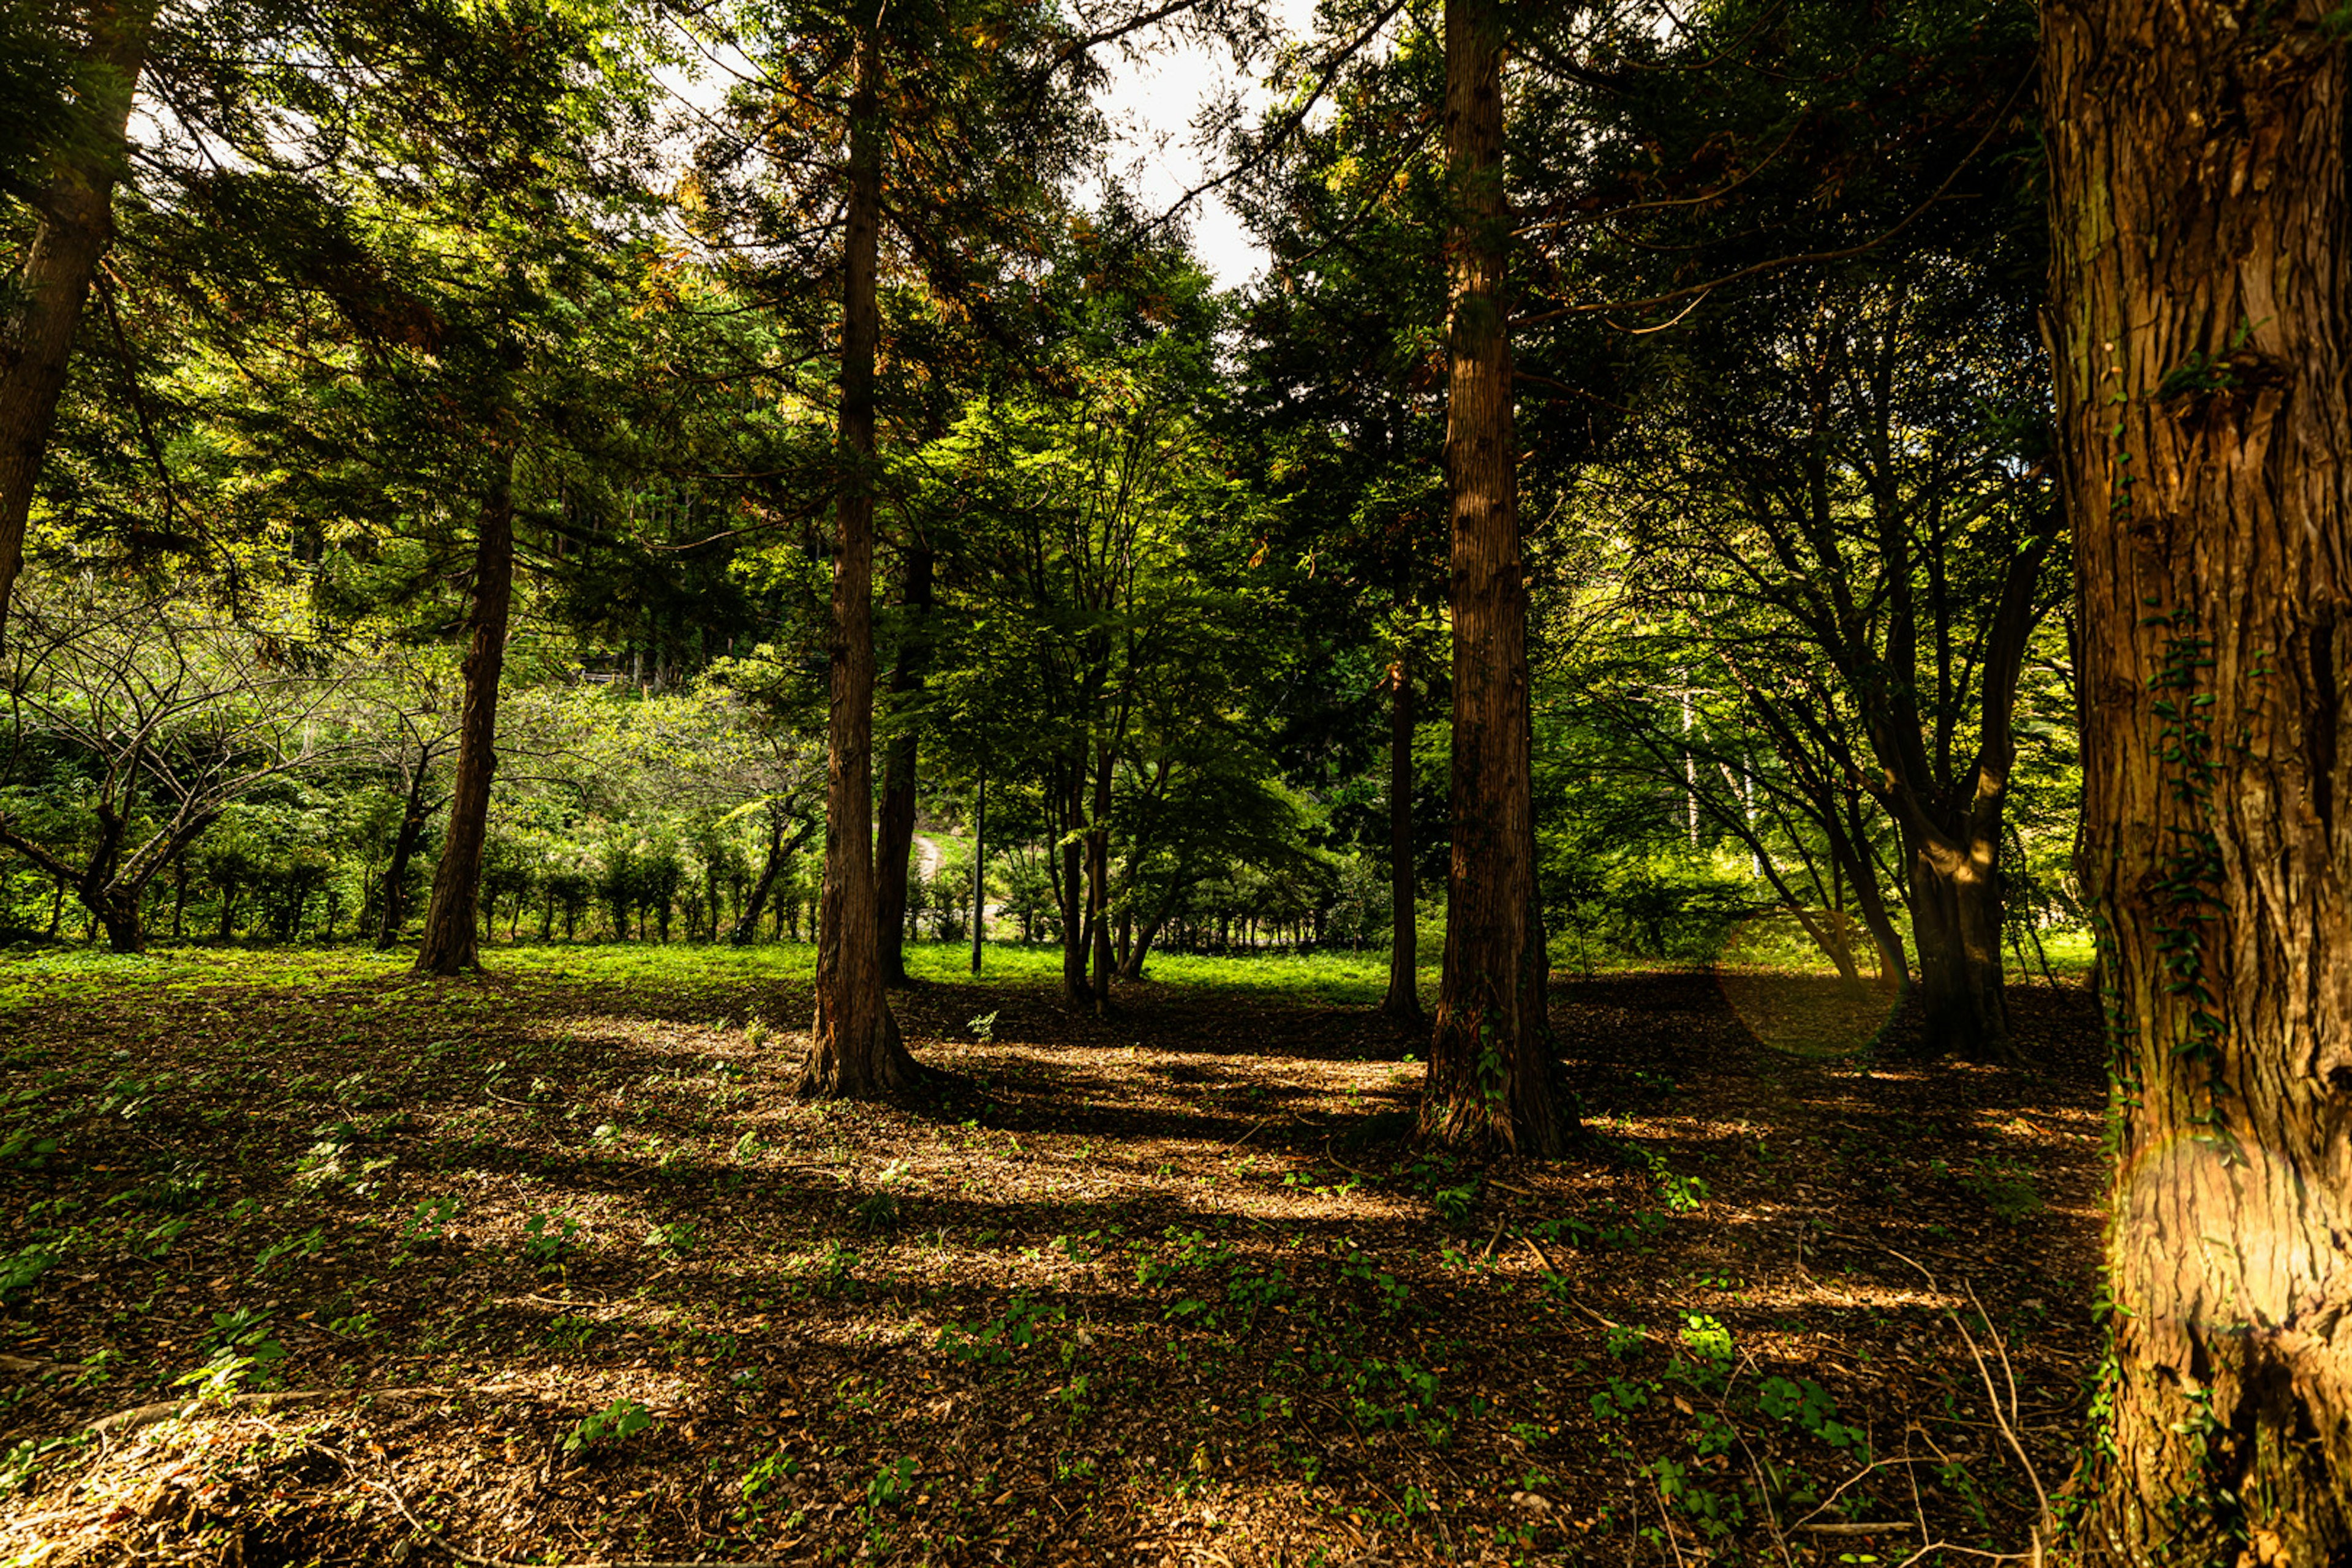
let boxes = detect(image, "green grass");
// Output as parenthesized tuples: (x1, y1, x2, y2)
(0, 938, 1444, 1011)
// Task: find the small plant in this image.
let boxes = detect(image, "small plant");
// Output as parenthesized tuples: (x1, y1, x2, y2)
(937, 1294, 1057, 1365)
(176, 1308, 287, 1400)
(744, 1014, 772, 1052)
(646, 1219, 699, 1259)
(398, 1194, 462, 1254)
(967, 1009, 1000, 1044)
(0, 1434, 86, 1498)
(1965, 1156, 2044, 1224)
(0, 1245, 53, 1302)
(254, 1226, 325, 1273)
(563, 1397, 653, 1455)
(522, 1210, 582, 1268)
(865, 1455, 918, 1509)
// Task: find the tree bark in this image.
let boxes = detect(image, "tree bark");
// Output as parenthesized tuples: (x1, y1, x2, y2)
(1902, 823, 2008, 1056)
(0, 0, 156, 647)
(1423, 0, 1568, 1158)
(875, 541, 933, 985)
(412, 451, 516, 977)
(1382, 659, 1426, 1027)
(801, 22, 917, 1099)
(2048, 2, 2352, 1560)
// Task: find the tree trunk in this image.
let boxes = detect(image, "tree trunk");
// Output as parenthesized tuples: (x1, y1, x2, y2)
(2048, 2, 2352, 1561)
(969, 765, 986, 974)
(1423, 0, 1567, 1158)
(1902, 824, 2009, 1058)
(875, 541, 933, 986)
(0, 0, 156, 647)
(801, 23, 916, 1099)
(1382, 659, 1426, 1027)
(376, 770, 429, 949)
(1088, 745, 1114, 1017)
(731, 807, 790, 946)
(412, 451, 516, 977)
(1057, 763, 1089, 1006)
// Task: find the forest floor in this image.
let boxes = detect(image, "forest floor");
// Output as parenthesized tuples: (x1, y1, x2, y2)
(0, 944, 2105, 1567)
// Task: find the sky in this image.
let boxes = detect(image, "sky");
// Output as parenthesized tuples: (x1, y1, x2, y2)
(1091, 2, 1322, 292)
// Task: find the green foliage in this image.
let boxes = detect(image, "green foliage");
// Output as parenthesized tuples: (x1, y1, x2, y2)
(563, 1398, 654, 1456)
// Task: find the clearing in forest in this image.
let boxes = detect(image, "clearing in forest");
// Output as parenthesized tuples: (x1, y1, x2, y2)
(0, 948, 2100, 1566)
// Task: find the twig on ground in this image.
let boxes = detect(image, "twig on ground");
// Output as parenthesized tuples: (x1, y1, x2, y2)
(326, 1440, 788, 1568)
(85, 1385, 451, 1437)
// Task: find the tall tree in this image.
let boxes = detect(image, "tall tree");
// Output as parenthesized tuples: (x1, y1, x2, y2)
(1422, 0, 1567, 1155)
(801, 18, 919, 1093)
(2047, 0, 2352, 1559)
(0, 0, 154, 645)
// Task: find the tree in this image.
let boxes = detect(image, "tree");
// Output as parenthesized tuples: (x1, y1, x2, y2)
(0, 0, 154, 646)
(1604, 268, 2060, 1054)
(0, 581, 338, 951)
(2047, 1, 2352, 1559)
(1421, 0, 1567, 1156)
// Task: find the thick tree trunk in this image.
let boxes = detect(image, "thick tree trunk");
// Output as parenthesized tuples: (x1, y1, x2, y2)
(377, 761, 431, 949)
(1903, 825, 2009, 1058)
(0, 0, 155, 647)
(801, 25, 916, 1099)
(874, 542, 933, 986)
(413, 453, 516, 977)
(1423, 0, 1568, 1158)
(2048, 2, 2352, 1561)
(1382, 660, 1426, 1027)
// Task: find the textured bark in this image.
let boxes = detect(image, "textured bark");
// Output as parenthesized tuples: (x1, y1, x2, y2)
(1423, 0, 1568, 1158)
(375, 760, 432, 949)
(412, 454, 516, 977)
(801, 24, 918, 1099)
(1382, 660, 1426, 1027)
(2046, 2, 2352, 1561)
(874, 541, 933, 985)
(0, 0, 156, 647)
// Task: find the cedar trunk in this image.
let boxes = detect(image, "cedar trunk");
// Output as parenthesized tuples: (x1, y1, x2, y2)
(874, 541, 933, 984)
(0, 0, 155, 646)
(801, 25, 917, 1099)
(1382, 660, 1425, 1027)
(412, 455, 516, 977)
(1423, 0, 1567, 1157)
(2047, 2, 2352, 1560)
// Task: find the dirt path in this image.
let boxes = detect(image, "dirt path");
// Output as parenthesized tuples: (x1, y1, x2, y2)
(0, 962, 2103, 1565)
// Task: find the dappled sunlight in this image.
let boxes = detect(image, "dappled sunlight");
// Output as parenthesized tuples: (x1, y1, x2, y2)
(1, 955, 2103, 1565)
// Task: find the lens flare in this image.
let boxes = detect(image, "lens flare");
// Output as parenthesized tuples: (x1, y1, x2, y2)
(1713, 910, 1901, 1058)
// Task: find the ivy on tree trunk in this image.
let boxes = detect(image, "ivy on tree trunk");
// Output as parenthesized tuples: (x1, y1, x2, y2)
(2048, 0, 2352, 1558)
